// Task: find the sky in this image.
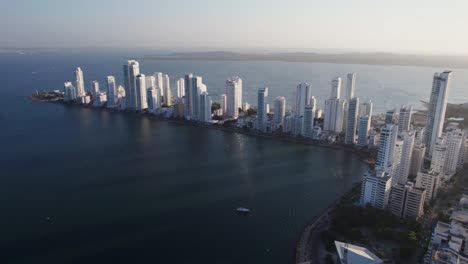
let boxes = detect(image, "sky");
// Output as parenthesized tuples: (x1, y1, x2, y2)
(2, 0, 468, 55)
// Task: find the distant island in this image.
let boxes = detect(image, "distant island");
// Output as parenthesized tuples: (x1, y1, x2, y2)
(141, 51, 468, 69)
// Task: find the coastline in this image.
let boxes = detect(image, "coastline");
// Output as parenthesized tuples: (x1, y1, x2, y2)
(32, 97, 372, 263)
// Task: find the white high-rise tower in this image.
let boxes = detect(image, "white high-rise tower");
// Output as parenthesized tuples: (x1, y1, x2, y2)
(398, 105, 413, 135)
(74, 67, 86, 97)
(424, 71, 452, 156)
(345, 97, 359, 144)
(106, 76, 117, 107)
(123, 60, 140, 110)
(257, 87, 269, 131)
(273, 96, 286, 128)
(162, 74, 172, 106)
(294, 82, 311, 116)
(330, 77, 341, 99)
(226, 77, 242, 118)
(376, 124, 398, 175)
(135, 74, 148, 111)
(345, 73, 356, 100)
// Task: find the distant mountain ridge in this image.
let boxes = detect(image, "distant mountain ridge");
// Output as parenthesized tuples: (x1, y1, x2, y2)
(141, 51, 468, 68)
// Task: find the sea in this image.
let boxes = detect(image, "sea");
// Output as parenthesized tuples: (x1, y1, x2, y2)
(1, 50, 467, 263)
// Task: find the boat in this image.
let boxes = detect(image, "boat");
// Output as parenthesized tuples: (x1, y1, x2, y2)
(236, 207, 250, 213)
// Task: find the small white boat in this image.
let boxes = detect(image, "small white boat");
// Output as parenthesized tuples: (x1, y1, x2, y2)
(236, 207, 250, 213)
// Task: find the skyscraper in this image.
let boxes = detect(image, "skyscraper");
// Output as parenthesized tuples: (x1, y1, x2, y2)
(345, 97, 359, 144)
(323, 98, 346, 133)
(395, 131, 415, 185)
(256, 87, 269, 131)
(184, 73, 193, 118)
(444, 126, 464, 176)
(135, 74, 148, 111)
(220, 94, 227, 116)
(294, 82, 311, 116)
(410, 144, 426, 177)
(106, 76, 117, 107)
(226, 77, 242, 118)
(190, 76, 206, 120)
(74, 67, 86, 97)
(91, 80, 100, 96)
(302, 103, 315, 138)
(199, 92, 212, 123)
(147, 88, 159, 110)
(64, 82, 77, 101)
(345, 73, 356, 100)
(273, 96, 286, 128)
(425, 71, 452, 157)
(153, 72, 163, 96)
(176, 78, 185, 98)
(376, 124, 398, 175)
(330, 77, 341, 98)
(385, 109, 396, 125)
(123, 60, 140, 110)
(162, 74, 172, 106)
(357, 115, 371, 147)
(398, 105, 413, 135)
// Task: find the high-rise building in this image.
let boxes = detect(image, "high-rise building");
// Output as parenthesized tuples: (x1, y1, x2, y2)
(220, 94, 227, 116)
(414, 127, 425, 145)
(135, 74, 148, 111)
(345, 73, 356, 100)
(226, 77, 242, 118)
(162, 74, 172, 106)
(424, 71, 452, 157)
(123, 60, 140, 110)
(345, 97, 359, 144)
(360, 170, 392, 210)
(324, 98, 346, 133)
(376, 124, 398, 175)
(398, 105, 413, 135)
(294, 82, 311, 116)
(315, 109, 323, 119)
(357, 116, 371, 147)
(176, 78, 185, 98)
(444, 126, 464, 177)
(147, 88, 160, 110)
(360, 100, 373, 117)
(190, 76, 206, 120)
(395, 131, 415, 184)
(153, 72, 163, 96)
(389, 182, 426, 220)
(410, 144, 426, 177)
(74, 67, 86, 97)
(91, 80, 100, 96)
(330, 77, 341, 99)
(292, 115, 303, 136)
(302, 103, 315, 138)
(415, 169, 441, 202)
(64, 82, 77, 101)
(256, 87, 269, 131)
(273, 96, 286, 128)
(184, 73, 193, 118)
(106, 76, 117, 107)
(199, 92, 212, 122)
(431, 137, 447, 175)
(385, 109, 396, 125)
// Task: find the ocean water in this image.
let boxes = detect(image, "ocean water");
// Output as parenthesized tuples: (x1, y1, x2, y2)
(0, 50, 466, 263)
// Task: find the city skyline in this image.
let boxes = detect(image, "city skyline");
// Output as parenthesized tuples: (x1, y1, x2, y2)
(3, 0, 468, 55)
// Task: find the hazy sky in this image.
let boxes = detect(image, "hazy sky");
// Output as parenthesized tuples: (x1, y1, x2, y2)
(2, 0, 468, 54)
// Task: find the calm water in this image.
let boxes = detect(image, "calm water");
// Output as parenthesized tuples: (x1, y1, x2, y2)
(1, 51, 467, 263)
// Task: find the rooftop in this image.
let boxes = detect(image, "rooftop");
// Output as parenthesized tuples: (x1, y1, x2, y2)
(335, 241, 383, 264)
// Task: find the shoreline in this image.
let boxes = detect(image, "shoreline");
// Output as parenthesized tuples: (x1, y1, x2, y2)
(31, 97, 375, 165)
(32, 97, 372, 264)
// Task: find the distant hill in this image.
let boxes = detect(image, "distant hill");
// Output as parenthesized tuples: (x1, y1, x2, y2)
(141, 51, 468, 69)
